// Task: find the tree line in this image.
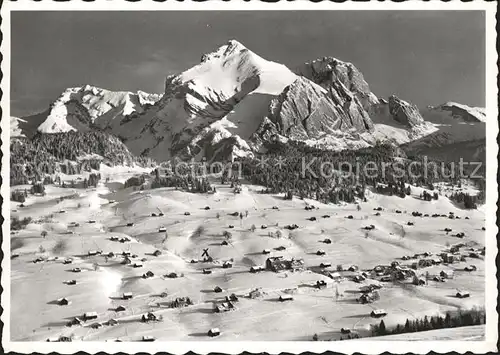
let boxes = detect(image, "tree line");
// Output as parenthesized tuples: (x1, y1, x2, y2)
(372, 307, 486, 337)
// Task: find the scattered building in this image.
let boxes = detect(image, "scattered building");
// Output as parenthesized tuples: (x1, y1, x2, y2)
(250, 265, 265, 273)
(153, 250, 162, 257)
(208, 328, 221, 337)
(83, 312, 98, 320)
(266, 256, 304, 272)
(57, 298, 71, 306)
(279, 295, 293, 302)
(370, 309, 387, 318)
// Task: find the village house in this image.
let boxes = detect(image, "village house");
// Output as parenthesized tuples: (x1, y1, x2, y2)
(226, 293, 239, 302)
(107, 318, 119, 326)
(90, 322, 103, 329)
(370, 309, 387, 318)
(215, 301, 235, 313)
(208, 328, 221, 337)
(266, 256, 304, 272)
(115, 305, 126, 312)
(67, 317, 83, 327)
(122, 292, 133, 300)
(248, 288, 262, 299)
(141, 312, 158, 323)
(352, 275, 365, 283)
(57, 298, 71, 306)
(250, 265, 264, 273)
(279, 295, 293, 302)
(456, 291, 470, 298)
(325, 271, 342, 281)
(170, 297, 193, 308)
(440, 270, 453, 279)
(153, 250, 162, 257)
(464, 265, 477, 272)
(83, 312, 98, 320)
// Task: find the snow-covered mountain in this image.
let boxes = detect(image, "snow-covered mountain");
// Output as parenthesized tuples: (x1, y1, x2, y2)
(428, 102, 486, 123)
(15, 39, 481, 162)
(20, 86, 162, 136)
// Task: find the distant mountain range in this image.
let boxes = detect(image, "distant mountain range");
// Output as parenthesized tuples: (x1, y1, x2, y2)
(12, 39, 486, 163)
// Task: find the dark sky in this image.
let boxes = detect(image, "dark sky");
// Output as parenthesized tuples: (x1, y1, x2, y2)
(11, 11, 485, 117)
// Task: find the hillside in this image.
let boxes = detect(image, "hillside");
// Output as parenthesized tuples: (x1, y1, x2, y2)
(10, 131, 152, 186)
(9, 168, 486, 341)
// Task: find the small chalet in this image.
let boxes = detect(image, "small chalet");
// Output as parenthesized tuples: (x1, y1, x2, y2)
(250, 265, 264, 273)
(279, 295, 293, 302)
(153, 250, 162, 257)
(107, 318, 119, 326)
(141, 312, 157, 323)
(370, 309, 387, 318)
(57, 298, 71, 306)
(84, 312, 98, 320)
(440, 270, 453, 279)
(122, 292, 133, 300)
(249, 288, 262, 299)
(208, 328, 220, 337)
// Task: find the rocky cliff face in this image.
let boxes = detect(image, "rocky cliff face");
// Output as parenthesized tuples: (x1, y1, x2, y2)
(388, 95, 426, 127)
(297, 57, 379, 111)
(266, 76, 373, 141)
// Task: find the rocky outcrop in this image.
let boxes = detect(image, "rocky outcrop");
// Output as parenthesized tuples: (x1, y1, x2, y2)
(267, 76, 373, 141)
(388, 95, 425, 127)
(297, 57, 379, 111)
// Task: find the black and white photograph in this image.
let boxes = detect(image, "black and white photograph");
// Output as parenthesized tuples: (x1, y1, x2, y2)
(1, 2, 497, 353)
